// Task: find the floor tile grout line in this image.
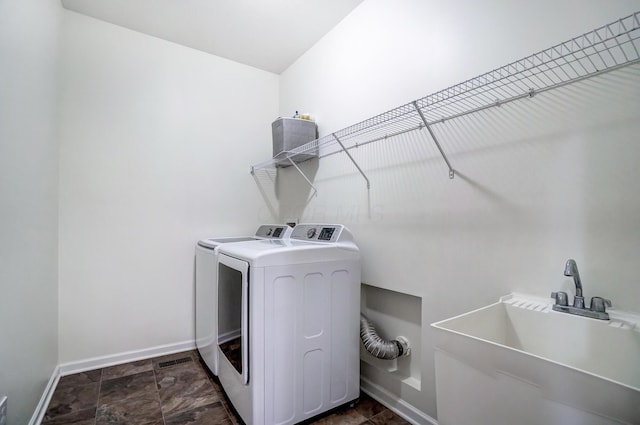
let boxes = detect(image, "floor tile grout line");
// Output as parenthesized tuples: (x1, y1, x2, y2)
(152, 366, 168, 425)
(93, 368, 103, 425)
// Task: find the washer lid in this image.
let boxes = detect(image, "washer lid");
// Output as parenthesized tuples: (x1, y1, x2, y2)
(197, 237, 257, 249)
(197, 224, 294, 249)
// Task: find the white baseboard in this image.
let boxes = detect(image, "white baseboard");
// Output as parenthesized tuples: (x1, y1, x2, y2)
(58, 340, 195, 376)
(360, 376, 438, 425)
(28, 365, 60, 425)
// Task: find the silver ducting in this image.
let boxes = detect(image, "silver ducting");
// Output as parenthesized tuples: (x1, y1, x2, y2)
(360, 314, 411, 360)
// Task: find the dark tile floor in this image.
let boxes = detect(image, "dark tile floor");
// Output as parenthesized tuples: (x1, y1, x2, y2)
(42, 350, 410, 425)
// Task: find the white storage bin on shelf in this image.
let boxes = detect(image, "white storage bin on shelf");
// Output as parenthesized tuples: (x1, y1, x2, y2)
(272, 117, 318, 167)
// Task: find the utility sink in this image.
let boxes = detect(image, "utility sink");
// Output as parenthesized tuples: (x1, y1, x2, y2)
(431, 293, 640, 425)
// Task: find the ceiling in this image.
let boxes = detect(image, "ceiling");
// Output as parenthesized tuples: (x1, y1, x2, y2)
(61, 0, 364, 74)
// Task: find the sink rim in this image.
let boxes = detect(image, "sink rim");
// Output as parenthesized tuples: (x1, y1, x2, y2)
(431, 292, 640, 392)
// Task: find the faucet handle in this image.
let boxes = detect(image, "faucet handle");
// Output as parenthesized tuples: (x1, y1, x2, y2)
(551, 291, 568, 306)
(590, 296, 612, 313)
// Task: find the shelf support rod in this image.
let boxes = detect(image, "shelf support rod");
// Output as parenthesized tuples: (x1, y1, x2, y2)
(332, 133, 370, 189)
(287, 157, 318, 197)
(412, 101, 455, 179)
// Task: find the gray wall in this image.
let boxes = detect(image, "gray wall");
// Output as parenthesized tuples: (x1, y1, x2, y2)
(0, 0, 62, 423)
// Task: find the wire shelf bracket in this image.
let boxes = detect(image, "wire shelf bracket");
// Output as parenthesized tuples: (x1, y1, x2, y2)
(250, 11, 640, 189)
(286, 157, 318, 197)
(412, 101, 455, 179)
(332, 133, 370, 189)
(250, 152, 318, 196)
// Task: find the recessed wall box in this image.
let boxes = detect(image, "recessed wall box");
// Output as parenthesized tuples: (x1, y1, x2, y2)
(272, 117, 318, 167)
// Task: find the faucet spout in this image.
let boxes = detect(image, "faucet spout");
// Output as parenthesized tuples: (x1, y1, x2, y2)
(552, 259, 611, 320)
(564, 259, 582, 297)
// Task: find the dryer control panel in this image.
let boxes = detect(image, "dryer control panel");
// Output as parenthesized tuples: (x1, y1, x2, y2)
(291, 224, 353, 243)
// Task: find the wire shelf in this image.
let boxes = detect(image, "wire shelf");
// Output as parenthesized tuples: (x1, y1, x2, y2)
(251, 11, 640, 180)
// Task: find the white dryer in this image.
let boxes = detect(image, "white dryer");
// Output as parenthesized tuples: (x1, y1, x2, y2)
(216, 224, 361, 425)
(195, 224, 292, 376)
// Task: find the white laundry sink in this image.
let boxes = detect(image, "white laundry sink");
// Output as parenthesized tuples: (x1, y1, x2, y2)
(431, 293, 640, 425)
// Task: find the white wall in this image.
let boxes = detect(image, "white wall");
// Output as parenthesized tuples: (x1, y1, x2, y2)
(58, 11, 279, 363)
(0, 0, 62, 423)
(278, 0, 640, 420)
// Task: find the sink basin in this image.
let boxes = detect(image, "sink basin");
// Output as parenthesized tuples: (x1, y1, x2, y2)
(431, 293, 640, 425)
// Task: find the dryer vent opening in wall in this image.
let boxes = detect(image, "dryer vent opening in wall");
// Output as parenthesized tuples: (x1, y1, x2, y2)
(360, 284, 422, 391)
(158, 357, 192, 369)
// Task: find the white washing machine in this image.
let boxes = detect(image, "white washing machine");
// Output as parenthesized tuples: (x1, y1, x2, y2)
(195, 224, 293, 376)
(216, 224, 361, 425)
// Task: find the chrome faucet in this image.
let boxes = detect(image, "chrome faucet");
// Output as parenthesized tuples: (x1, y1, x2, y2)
(551, 259, 612, 320)
(564, 259, 584, 308)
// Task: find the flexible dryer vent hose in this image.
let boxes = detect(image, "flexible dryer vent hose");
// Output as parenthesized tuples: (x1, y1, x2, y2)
(360, 314, 411, 360)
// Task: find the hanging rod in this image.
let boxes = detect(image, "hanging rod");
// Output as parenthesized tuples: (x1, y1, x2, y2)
(251, 11, 640, 178)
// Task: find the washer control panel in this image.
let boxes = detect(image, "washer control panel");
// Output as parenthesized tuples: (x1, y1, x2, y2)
(255, 224, 293, 239)
(292, 224, 349, 243)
